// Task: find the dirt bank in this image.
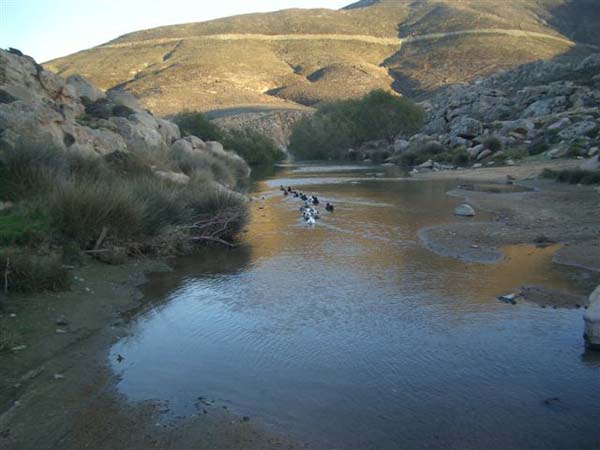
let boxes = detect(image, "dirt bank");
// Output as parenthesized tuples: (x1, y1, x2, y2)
(416, 160, 600, 305)
(0, 258, 303, 450)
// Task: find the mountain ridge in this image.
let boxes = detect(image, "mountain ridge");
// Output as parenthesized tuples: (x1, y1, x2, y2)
(44, 0, 600, 116)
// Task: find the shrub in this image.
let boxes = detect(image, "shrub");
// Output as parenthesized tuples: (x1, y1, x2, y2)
(483, 136, 503, 153)
(112, 104, 135, 118)
(290, 89, 423, 160)
(505, 147, 529, 160)
(222, 128, 284, 166)
(542, 169, 600, 185)
(49, 179, 146, 246)
(0, 142, 67, 199)
(0, 249, 70, 293)
(452, 150, 470, 166)
(173, 111, 224, 141)
(0, 318, 21, 352)
(529, 141, 549, 156)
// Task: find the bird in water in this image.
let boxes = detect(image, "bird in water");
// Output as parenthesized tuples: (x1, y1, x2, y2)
(325, 203, 334, 212)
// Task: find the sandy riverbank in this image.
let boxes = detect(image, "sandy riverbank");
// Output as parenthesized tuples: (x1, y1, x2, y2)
(0, 258, 304, 450)
(416, 159, 600, 306)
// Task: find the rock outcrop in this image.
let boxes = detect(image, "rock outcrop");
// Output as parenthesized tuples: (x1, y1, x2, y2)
(211, 109, 312, 150)
(396, 54, 600, 168)
(0, 49, 248, 186)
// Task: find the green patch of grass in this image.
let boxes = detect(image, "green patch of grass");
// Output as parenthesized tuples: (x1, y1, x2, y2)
(0, 209, 51, 246)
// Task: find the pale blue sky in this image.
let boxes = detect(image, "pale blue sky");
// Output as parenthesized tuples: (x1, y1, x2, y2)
(0, 0, 350, 63)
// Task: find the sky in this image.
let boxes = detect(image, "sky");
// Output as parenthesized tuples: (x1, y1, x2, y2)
(0, 0, 350, 63)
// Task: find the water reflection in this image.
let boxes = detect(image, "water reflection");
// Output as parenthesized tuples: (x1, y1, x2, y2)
(111, 163, 600, 450)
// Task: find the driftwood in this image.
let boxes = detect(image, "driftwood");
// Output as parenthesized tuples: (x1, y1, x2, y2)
(185, 208, 244, 248)
(4, 257, 9, 294)
(93, 226, 109, 251)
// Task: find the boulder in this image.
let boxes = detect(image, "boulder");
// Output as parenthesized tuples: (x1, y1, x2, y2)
(558, 121, 598, 141)
(417, 159, 433, 169)
(449, 117, 483, 139)
(547, 117, 572, 132)
(156, 118, 181, 144)
(589, 147, 599, 157)
(581, 155, 600, 171)
(476, 149, 493, 160)
(66, 74, 105, 102)
(106, 89, 142, 111)
(454, 204, 475, 217)
(547, 142, 570, 159)
(468, 144, 485, 159)
(584, 285, 600, 350)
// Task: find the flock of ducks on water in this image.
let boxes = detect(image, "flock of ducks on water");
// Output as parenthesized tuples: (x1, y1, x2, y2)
(280, 185, 334, 226)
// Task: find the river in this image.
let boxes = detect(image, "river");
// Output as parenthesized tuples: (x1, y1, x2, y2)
(110, 163, 600, 450)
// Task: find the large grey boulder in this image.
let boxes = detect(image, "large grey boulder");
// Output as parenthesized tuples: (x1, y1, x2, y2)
(584, 285, 600, 350)
(449, 117, 483, 139)
(66, 74, 105, 102)
(106, 89, 142, 111)
(558, 121, 598, 141)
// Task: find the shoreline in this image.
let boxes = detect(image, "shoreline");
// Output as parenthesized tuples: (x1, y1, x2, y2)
(0, 257, 303, 450)
(415, 160, 600, 306)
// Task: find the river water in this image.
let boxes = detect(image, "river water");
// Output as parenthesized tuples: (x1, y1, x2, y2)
(110, 163, 600, 450)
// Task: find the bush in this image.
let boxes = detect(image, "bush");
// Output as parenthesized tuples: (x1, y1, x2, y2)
(112, 104, 135, 118)
(49, 179, 146, 246)
(0, 249, 69, 293)
(529, 141, 549, 156)
(541, 169, 600, 185)
(222, 128, 285, 166)
(0, 318, 20, 352)
(173, 111, 224, 142)
(290, 89, 423, 160)
(0, 142, 67, 199)
(483, 136, 503, 152)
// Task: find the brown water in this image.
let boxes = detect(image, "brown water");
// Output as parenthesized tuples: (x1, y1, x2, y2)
(111, 163, 600, 450)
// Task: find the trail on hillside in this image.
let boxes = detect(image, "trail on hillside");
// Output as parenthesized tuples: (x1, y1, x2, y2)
(98, 28, 595, 50)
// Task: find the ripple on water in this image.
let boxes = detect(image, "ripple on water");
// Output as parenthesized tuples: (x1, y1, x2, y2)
(110, 166, 600, 450)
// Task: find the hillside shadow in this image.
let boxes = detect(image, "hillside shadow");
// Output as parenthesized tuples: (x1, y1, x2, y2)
(547, 0, 600, 47)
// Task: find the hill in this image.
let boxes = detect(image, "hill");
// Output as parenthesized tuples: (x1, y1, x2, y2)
(44, 0, 600, 116)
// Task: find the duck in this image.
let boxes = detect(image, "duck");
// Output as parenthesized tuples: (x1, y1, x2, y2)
(312, 196, 320, 205)
(306, 216, 316, 226)
(325, 203, 334, 212)
(283, 190, 289, 196)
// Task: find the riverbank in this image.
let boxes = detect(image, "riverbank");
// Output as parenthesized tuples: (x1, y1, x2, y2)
(0, 257, 303, 450)
(416, 159, 600, 306)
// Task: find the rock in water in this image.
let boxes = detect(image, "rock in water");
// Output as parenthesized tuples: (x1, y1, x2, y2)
(584, 285, 600, 350)
(454, 204, 476, 217)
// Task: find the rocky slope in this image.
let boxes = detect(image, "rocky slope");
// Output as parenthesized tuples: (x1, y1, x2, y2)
(394, 53, 600, 168)
(0, 48, 248, 187)
(43, 0, 600, 115)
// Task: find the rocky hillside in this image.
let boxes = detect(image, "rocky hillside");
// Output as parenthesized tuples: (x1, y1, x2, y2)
(43, 0, 600, 116)
(394, 53, 600, 170)
(0, 48, 248, 188)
